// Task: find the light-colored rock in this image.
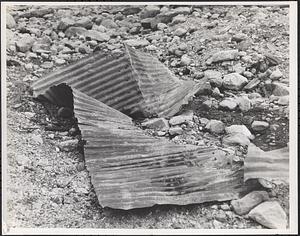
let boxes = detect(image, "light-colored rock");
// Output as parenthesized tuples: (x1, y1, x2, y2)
(219, 99, 238, 110)
(174, 28, 187, 37)
(169, 111, 194, 126)
(248, 92, 262, 99)
(243, 78, 261, 91)
(65, 26, 88, 38)
(236, 96, 251, 112)
(231, 33, 248, 42)
(232, 63, 245, 74)
(204, 70, 223, 87)
(222, 133, 250, 146)
(6, 13, 16, 29)
(57, 18, 75, 31)
(32, 134, 43, 144)
(180, 54, 191, 66)
(124, 39, 150, 47)
(277, 96, 289, 106)
(212, 87, 222, 97)
(270, 68, 283, 80)
(55, 58, 66, 65)
(251, 121, 269, 132)
(205, 120, 225, 134)
(157, 22, 168, 30)
(41, 61, 53, 69)
(225, 125, 253, 139)
(15, 35, 35, 53)
(199, 118, 209, 125)
(243, 71, 254, 79)
(140, 5, 161, 19)
(173, 6, 191, 15)
(85, 30, 110, 42)
(272, 82, 289, 96)
(248, 201, 287, 229)
(169, 126, 183, 135)
(172, 14, 187, 24)
(223, 73, 248, 90)
(59, 139, 78, 152)
(101, 19, 118, 29)
(207, 49, 239, 64)
(231, 191, 269, 215)
(141, 118, 169, 131)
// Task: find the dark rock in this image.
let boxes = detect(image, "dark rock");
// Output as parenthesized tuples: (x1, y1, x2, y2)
(195, 81, 212, 96)
(122, 6, 142, 15)
(231, 33, 248, 42)
(57, 18, 75, 31)
(64, 26, 87, 38)
(58, 107, 73, 118)
(74, 17, 93, 29)
(20, 8, 54, 18)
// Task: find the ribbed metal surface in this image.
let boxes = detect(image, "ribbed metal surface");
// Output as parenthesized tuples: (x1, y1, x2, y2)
(244, 144, 289, 183)
(32, 44, 201, 118)
(73, 89, 244, 209)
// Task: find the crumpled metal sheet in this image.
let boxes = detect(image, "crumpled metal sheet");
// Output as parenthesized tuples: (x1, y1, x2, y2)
(244, 144, 289, 183)
(32, 44, 202, 118)
(72, 88, 244, 209)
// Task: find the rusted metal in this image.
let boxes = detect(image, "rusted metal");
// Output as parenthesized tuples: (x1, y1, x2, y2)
(32, 44, 202, 118)
(244, 144, 289, 183)
(72, 88, 244, 209)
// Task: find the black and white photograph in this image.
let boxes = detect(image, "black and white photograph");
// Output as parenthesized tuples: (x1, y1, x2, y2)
(1, 1, 298, 235)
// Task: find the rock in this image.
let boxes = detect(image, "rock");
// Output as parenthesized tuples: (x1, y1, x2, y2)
(205, 120, 225, 134)
(243, 71, 254, 79)
(101, 19, 118, 29)
(199, 118, 209, 126)
(251, 121, 270, 132)
(40, 61, 53, 69)
(243, 78, 261, 91)
(85, 30, 110, 42)
(195, 82, 212, 96)
(270, 68, 283, 80)
(231, 33, 248, 42)
(248, 92, 262, 99)
(32, 134, 43, 144)
(15, 35, 35, 53)
(225, 125, 253, 139)
(231, 191, 269, 215)
(272, 82, 289, 96)
(212, 219, 223, 228)
(174, 28, 187, 37)
(59, 139, 78, 152)
(212, 87, 222, 97)
(140, 5, 161, 19)
(58, 107, 73, 118)
(6, 13, 16, 29)
(204, 70, 223, 87)
(141, 118, 169, 131)
(20, 8, 54, 18)
(57, 18, 75, 31)
(122, 6, 142, 15)
(248, 201, 287, 229)
(277, 96, 289, 105)
(220, 204, 231, 211)
(169, 126, 183, 136)
(219, 99, 238, 110)
(178, 43, 188, 51)
(232, 63, 245, 74)
(157, 22, 168, 30)
(65, 26, 88, 38)
(124, 39, 149, 47)
(236, 96, 251, 112)
(222, 133, 250, 146)
(207, 49, 239, 64)
(223, 73, 248, 90)
(180, 54, 191, 66)
(172, 15, 187, 24)
(74, 17, 93, 29)
(140, 18, 154, 29)
(215, 211, 227, 223)
(169, 111, 194, 126)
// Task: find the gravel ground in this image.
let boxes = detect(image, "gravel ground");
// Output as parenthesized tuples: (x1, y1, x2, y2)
(4, 4, 291, 231)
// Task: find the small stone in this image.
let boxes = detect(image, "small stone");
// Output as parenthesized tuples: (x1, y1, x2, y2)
(59, 139, 78, 152)
(195, 82, 212, 96)
(169, 111, 194, 126)
(172, 15, 187, 24)
(204, 70, 223, 87)
(173, 6, 191, 15)
(15, 35, 35, 53)
(65, 26, 88, 38)
(140, 5, 161, 19)
(174, 28, 187, 37)
(157, 131, 166, 136)
(74, 17, 93, 29)
(169, 126, 183, 136)
(212, 219, 223, 228)
(180, 54, 191, 66)
(248, 92, 262, 99)
(122, 6, 142, 15)
(243, 78, 261, 91)
(207, 49, 239, 64)
(124, 39, 149, 47)
(32, 134, 43, 144)
(157, 22, 168, 30)
(212, 87, 222, 97)
(76, 162, 85, 172)
(101, 19, 118, 29)
(231, 191, 269, 215)
(223, 73, 248, 90)
(222, 133, 250, 146)
(40, 61, 53, 69)
(205, 120, 225, 134)
(248, 201, 287, 229)
(251, 121, 270, 132)
(277, 96, 289, 105)
(232, 63, 245, 74)
(243, 71, 254, 79)
(270, 68, 283, 80)
(6, 13, 16, 29)
(57, 18, 75, 31)
(219, 99, 238, 110)
(215, 211, 227, 223)
(220, 204, 231, 211)
(272, 82, 289, 96)
(225, 125, 253, 139)
(178, 42, 188, 51)
(236, 96, 251, 112)
(141, 118, 169, 131)
(231, 33, 248, 42)
(55, 58, 66, 65)
(85, 30, 110, 42)
(211, 205, 218, 210)
(199, 118, 209, 126)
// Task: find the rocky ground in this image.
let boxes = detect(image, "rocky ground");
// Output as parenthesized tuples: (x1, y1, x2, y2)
(5, 4, 290, 230)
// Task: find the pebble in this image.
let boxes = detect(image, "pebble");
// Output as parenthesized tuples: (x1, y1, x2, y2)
(122, 6, 142, 16)
(272, 82, 289, 96)
(206, 49, 239, 64)
(251, 121, 270, 132)
(32, 134, 43, 144)
(59, 139, 79, 152)
(277, 96, 289, 105)
(220, 204, 231, 211)
(174, 28, 187, 37)
(101, 19, 118, 29)
(236, 96, 251, 112)
(219, 99, 238, 110)
(248, 201, 287, 229)
(243, 78, 261, 91)
(40, 61, 53, 69)
(74, 17, 93, 29)
(270, 68, 283, 80)
(180, 54, 191, 66)
(172, 15, 187, 24)
(199, 118, 209, 126)
(204, 70, 223, 87)
(57, 18, 75, 31)
(84, 30, 110, 42)
(215, 211, 227, 223)
(157, 22, 168, 30)
(231, 191, 269, 215)
(169, 111, 194, 126)
(231, 33, 248, 42)
(169, 126, 183, 136)
(243, 71, 254, 79)
(205, 120, 225, 134)
(212, 87, 222, 97)
(6, 13, 16, 29)
(140, 5, 161, 19)
(222, 133, 250, 147)
(232, 63, 245, 74)
(55, 58, 66, 65)
(225, 125, 253, 140)
(141, 118, 169, 131)
(15, 35, 35, 53)
(124, 39, 150, 47)
(222, 73, 248, 90)
(64, 26, 87, 38)
(248, 92, 262, 99)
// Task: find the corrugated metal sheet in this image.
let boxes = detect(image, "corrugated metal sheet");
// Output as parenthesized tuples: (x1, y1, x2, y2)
(244, 144, 289, 183)
(72, 88, 245, 209)
(32, 44, 201, 118)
